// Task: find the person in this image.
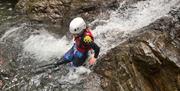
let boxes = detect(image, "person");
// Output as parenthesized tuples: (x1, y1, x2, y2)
(55, 17, 100, 67)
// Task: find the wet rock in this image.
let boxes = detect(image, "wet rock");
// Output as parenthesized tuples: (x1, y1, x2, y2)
(0, 58, 4, 66)
(0, 80, 3, 89)
(0, 48, 5, 66)
(15, 0, 123, 25)
(15, 0, 146, 35)
(2, 1, 179, 91)
(95, 9, 180, 91)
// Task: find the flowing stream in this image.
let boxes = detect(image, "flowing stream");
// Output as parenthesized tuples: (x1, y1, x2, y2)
(0, 0, 180, 90)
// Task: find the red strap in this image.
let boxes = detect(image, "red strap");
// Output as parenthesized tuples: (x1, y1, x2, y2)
(74, 28, 94, 53)
(84, 28, 94, 41)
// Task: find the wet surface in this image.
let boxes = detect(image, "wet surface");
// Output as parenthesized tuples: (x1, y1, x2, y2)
(0, 0, 179, 91)
(0, 0, 18, 25)
(0, 80, 3, 88)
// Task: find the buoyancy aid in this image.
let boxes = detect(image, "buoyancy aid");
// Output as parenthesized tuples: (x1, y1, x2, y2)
(74, 28, 94, 53)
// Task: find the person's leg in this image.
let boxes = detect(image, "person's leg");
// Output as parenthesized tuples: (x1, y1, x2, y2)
(56, 46, 74, 66)
(72, 51, 88, 67)
(56, 57, 71, 66)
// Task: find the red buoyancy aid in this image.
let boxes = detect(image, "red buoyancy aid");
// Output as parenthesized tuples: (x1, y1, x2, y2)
(74, 28, 94, 53)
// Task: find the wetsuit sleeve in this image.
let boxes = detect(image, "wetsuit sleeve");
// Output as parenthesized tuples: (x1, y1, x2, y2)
(89, 42, 100, 58)
(83, 35, 100, 58)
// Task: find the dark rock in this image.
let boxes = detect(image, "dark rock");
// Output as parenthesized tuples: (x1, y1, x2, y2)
(15, 0, 123, 25)
(0, 80, 3, 89)
(14, 0, 146, 35)
(94, 10, 180, 91)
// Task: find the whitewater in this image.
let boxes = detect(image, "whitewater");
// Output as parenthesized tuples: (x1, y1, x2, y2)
(0, 0, 180, 90)
(22, 0, 180, 61)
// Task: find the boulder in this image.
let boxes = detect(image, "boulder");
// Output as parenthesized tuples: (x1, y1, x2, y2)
(15, 0, 123, 25)
(94, 9, 180, 91)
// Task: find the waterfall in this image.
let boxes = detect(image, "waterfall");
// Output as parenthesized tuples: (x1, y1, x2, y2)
(21, 0, 180, 62)
(0, 0, 179, 90)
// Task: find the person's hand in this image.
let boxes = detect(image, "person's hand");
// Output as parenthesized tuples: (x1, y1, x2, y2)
(89, 57, 96, 65)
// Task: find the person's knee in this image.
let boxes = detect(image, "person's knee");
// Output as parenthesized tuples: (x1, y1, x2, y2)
(64, 52, 73, 61)
(74, 51, 83, 58)
(72, 57, 85, 67)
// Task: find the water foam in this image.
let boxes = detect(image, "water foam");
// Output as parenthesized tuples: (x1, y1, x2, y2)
(23, 29, 73, 61)
(93, 0, 179, 55)
(59, 66, 91, 85)
(20, 0, 179, 87)
(21, 0, 179, 61)
(0, 24, 25, 42)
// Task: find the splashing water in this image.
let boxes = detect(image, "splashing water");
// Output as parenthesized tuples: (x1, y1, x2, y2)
(23, 29, 73, 61)
(22, 0, 180, 89)
(93, 0, 180, 55)
(22, 0, 180, 62)
(0, 24, 26, 42)
(0, 0, 180, 90)
(59, 66, 91, 85)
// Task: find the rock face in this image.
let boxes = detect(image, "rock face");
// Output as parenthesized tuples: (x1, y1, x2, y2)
(4, 0, 179, 91)
(15, 0, 125, 35)
(15, 0, 122, 25)
(94, 9, 180, 91)
(14, 0, 145, 35)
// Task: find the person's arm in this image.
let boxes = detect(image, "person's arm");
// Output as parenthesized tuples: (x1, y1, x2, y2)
(89, 42, 100, 65)
(83, 35, 100, 64)
(89, 42, 100, 58)
(83, 35, 100, 58)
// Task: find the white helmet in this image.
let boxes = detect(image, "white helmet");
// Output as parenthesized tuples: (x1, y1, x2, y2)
(69, 17, 86, 34)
